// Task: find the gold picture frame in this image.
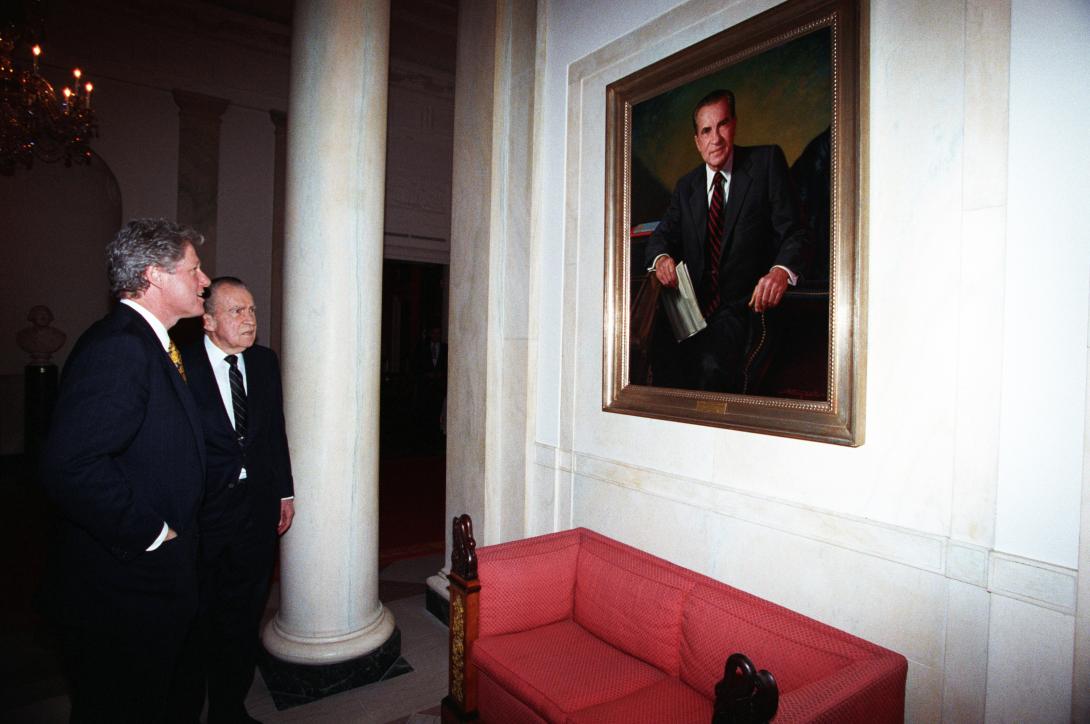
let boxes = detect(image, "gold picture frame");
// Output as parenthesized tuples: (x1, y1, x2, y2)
(603, 0, 866, 445)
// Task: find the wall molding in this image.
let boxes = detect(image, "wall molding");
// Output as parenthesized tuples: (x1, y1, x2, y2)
(989, 553, 1077, 614)
(533, 442, 1077, 615)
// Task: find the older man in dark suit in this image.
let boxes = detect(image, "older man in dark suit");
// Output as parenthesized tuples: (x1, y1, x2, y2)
(172, 277, 294, 724)
(41, 218, 211, 722)
(645, 89, 811, 392)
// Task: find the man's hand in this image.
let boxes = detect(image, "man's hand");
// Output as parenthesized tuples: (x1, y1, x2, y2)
(278, 500, 295, 535)
(654, 256, 679, 288)
(748, 267, 789, 312)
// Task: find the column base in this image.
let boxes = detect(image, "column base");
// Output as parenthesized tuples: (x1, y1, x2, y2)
(426, 571, 450, 624)
(258, 627, 406, 710)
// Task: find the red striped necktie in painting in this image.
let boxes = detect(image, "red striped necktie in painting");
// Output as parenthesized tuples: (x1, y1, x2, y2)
(703, 171, 725, 317)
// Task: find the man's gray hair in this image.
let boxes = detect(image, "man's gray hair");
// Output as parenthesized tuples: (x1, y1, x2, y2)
(203, 276, 248, 315)
(106, 219, 204, 299)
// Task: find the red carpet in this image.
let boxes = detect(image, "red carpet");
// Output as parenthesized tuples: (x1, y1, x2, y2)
(378, 452, 446, 567)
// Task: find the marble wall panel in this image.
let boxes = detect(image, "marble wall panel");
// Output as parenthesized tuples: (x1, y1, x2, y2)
(941, 580, 990, 722)
(985, 594, 1075, 722)
(994, 0, 1090, 568)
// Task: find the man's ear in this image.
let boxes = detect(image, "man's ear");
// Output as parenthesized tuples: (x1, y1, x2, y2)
(145, 265, 163, 290)
(202, 312, 215, 334)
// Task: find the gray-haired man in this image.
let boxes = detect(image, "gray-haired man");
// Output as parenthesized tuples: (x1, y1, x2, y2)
(41, 218, 211, 722)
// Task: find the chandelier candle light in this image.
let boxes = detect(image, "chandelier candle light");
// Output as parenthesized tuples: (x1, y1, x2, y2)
(0, 30, 97, 175)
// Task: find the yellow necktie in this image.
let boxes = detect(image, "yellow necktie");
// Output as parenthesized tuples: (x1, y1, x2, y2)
(168, 340, 187, 382)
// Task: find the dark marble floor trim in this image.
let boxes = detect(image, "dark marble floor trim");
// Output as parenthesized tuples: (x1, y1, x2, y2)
(257, 627, 407, 710)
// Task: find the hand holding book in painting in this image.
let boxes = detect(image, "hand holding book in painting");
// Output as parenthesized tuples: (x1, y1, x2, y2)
(661, 261, 706, 341)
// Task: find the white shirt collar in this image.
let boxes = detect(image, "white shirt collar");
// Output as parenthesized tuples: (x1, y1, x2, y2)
(120, 299, 170, 351)
(203, 334, 246, 371)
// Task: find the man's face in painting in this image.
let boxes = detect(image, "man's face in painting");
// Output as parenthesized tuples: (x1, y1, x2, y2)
(693, 97, 736, 172)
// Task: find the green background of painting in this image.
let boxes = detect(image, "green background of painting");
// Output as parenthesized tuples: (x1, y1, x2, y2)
(631, 27, 831, 225)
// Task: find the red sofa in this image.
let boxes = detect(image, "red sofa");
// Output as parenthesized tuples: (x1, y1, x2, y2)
(443, 517, 907, 723)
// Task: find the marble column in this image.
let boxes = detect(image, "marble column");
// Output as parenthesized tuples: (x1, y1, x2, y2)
(268, 110, 287, 356)
(426, 0, 539, 620)
(261, 0, 397, 699)
(172, 89, 229, 275)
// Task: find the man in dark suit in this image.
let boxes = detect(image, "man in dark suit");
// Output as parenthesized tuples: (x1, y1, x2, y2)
(172, 277, 294, 724)
(40, 218, 211, 722)
(644, 89, 810, 392)
(413, 324, 448, 443)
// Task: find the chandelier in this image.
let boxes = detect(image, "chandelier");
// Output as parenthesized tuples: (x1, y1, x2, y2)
(0, 25, 97, 175)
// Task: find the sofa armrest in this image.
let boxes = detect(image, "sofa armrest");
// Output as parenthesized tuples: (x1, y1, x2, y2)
(475, 529, 583, 638)
(775, 655, 908, 723)
(443, 515, 584, 722)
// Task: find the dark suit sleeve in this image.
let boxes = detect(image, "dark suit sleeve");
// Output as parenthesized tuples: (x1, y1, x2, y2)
(42, 333, 165, 555)
(644, 175, 688, 269)
(267, 351, 294, 499)
(765, 145, 811, 274)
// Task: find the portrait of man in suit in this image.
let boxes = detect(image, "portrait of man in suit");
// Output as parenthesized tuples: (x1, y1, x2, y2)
(40, 218, 211, 721)
(172, 276, 294, 724)
(643, 89, 811, 393)
(620, 26, 836, 404)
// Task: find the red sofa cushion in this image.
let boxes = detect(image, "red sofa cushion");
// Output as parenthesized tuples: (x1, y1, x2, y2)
(478, 529, 582, 637)
(680, 582, 861, 697)
(566, 678, 712, 724)
(469, 528, 907, 724)
(478, 668, 549, 724)
(472, 619, 666, 722)
(573, 532, 693, 674)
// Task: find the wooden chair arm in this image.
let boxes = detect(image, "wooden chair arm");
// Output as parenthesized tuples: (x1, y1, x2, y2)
(442, 515, 481, 723)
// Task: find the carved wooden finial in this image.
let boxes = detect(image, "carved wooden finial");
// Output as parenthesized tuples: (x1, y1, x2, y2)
(712, 652, 778, 724)
(451, 514, 478, 580)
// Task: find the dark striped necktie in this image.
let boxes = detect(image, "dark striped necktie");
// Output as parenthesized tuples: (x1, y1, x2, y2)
(703, 171, 725, 317)
(225, 354, 247, 441)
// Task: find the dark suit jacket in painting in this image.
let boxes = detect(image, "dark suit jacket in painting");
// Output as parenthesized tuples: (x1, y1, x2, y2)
(180, 342, 293, 534)
(643, 145, 811, 391)
(40, 302, 206, 630)
(644, 144, 810, 310)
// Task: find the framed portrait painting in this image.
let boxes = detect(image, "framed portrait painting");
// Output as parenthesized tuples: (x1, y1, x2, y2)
(602, 0, 866, 445)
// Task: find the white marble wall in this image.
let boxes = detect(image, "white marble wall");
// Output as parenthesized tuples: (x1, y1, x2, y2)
(445, 0, 538, 552)
(520, 0, 1090, 720)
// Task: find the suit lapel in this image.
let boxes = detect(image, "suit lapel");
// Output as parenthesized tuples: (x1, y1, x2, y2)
(720, 148, 752, 258)
(117, 306, 206, 472)
(241, 348, 263, 444)
(189, 346, 237, 442)
(686, 168, 708, 282)
(173, 356, 207, 472)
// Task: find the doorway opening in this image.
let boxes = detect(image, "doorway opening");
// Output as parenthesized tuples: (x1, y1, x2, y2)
(378, 259, 448, 567)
